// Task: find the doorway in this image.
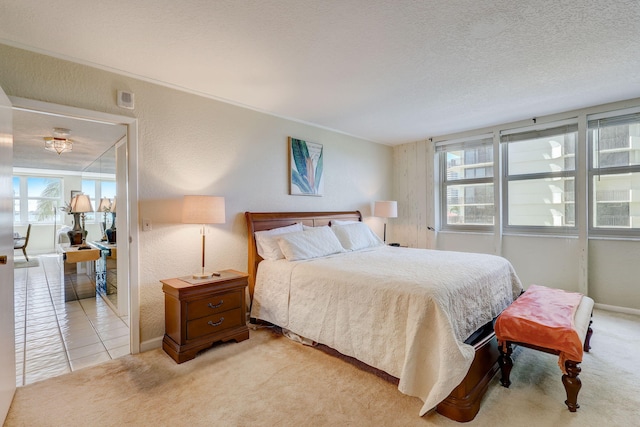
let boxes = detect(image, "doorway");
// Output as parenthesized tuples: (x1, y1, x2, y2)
(9, 96, 139, 385)
(14, 256, 129, 384)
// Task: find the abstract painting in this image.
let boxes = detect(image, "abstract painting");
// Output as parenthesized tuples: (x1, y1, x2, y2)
(289, 137, 324, 196)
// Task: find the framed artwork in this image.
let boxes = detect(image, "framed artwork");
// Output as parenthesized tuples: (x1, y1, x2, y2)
(289, 137, 324, 196)
(70, 190, 82, 201)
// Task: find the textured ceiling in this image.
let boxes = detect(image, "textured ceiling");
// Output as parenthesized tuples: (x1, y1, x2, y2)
(1, 0, 640, 145)
(12, 108, 126, 173)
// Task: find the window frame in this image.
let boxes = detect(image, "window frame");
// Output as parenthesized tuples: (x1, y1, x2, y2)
(501, 120, 579, 235)
(437, 135, 495, 232)
(13, 173, 116, 226)
(13, 174, 64, 226)
(587, 109, 640, 238)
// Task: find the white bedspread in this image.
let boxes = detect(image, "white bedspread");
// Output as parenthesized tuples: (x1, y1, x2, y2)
(251, 246, 523, 415)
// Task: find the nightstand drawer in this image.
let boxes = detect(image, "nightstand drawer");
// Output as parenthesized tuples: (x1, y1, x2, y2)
(186, 307, 244, 340)
(161, 270, 249, 363)
(186, 291, 242, 320)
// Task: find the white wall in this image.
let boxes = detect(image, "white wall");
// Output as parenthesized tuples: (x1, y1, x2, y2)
(502, 235, 582, 292)
(393, 100, 640, 312)
(589, 239, 640, 309)
(0, 44, 394, 345)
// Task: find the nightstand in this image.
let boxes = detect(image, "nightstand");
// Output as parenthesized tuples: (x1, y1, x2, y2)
(161, 269, 249, 363)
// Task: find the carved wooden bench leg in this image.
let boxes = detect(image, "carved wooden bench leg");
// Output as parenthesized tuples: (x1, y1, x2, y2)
(562, 360, 582, 412)
(498, 342, 513, 388)
(496, 290, 594, 412)
(584, 318, 593, 352)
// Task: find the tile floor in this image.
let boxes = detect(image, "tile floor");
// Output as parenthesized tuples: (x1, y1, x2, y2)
(14, 254, 130, 386)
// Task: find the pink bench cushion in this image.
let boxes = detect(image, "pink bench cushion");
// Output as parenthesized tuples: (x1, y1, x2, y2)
(495, 285, 584, 371)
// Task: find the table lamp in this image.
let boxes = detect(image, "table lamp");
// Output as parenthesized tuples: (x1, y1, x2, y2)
(106, 197, 117, 244)
(182, 195, 226, 279)
(373, 200, 397, 244)
(70, 194, 94, 250)
(97, 197, 111, 241)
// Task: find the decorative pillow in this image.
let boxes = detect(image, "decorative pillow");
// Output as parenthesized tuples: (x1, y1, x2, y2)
(331, 222, 383, 251)
(255, 223, 303, 260)
(276, 226, 344, 261)
(330, 219, 360, 226)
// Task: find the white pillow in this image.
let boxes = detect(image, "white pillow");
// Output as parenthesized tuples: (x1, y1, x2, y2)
(276, 226, 344, 261)
(330, 219, 360, 226)
(255, 223, 303, 260)
(331, 222, 383, 251)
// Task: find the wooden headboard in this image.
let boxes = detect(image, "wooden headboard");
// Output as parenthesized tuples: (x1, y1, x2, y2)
(244, 210, 362, 299)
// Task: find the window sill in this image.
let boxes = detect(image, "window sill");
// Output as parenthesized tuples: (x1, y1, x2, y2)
(438, 229, 494, 236)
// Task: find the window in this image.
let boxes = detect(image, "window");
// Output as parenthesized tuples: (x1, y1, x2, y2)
(13, 176, 63, 225)
(438, 136, 494, 229)
(588, 111, 640, 235)
(502, 122, 578, 232)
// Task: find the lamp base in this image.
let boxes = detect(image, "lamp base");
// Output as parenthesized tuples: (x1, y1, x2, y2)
(106, 228, 116, 244)
(101, 222, 108, 241)
(192, 271, 221, 279)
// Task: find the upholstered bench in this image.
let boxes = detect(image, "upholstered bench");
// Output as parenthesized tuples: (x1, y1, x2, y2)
(495, 284, 594, 412)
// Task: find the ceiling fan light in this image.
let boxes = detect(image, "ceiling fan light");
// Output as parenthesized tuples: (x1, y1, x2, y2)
(44, 127, 73, 155)
(44, 137, 73, 155)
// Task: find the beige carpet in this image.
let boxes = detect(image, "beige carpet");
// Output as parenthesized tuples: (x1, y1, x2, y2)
(5, 309, 640, 426)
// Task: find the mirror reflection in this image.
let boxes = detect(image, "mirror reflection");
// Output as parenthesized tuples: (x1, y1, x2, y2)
(82, 145, 119, 310)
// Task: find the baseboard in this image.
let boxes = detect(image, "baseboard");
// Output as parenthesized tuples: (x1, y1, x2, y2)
(140, 336, 163, 352)
(595, 303, 640, 316)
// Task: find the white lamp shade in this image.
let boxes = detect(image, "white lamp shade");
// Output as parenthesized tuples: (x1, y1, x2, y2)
(182, 195, 225, 224)
(374, 201, 397, 218)
(70, 194, 94, 213)
(97, 198, 111, 212)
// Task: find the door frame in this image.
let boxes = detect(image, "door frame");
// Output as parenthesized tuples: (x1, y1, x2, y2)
(9, 96, 140, 354)
(0, 83, 15, 424)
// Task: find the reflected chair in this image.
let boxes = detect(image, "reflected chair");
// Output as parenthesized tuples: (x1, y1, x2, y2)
(14, 224, 32, 261)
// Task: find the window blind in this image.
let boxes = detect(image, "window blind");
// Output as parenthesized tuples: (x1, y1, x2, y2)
(588, 112, 640, 129)
(435, 134, 493, 152)
(500, 123, 578, 143)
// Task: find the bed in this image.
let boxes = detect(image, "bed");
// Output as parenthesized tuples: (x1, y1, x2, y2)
(245, 211, 523, 422)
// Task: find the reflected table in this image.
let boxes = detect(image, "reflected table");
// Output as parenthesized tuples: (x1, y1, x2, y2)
(58, 243, 101, 301)
(90, 241, 117, 298)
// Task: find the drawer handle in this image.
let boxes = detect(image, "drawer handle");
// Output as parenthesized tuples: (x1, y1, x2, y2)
(208, 317, 225, 327)
(207, 300, 224, 309)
